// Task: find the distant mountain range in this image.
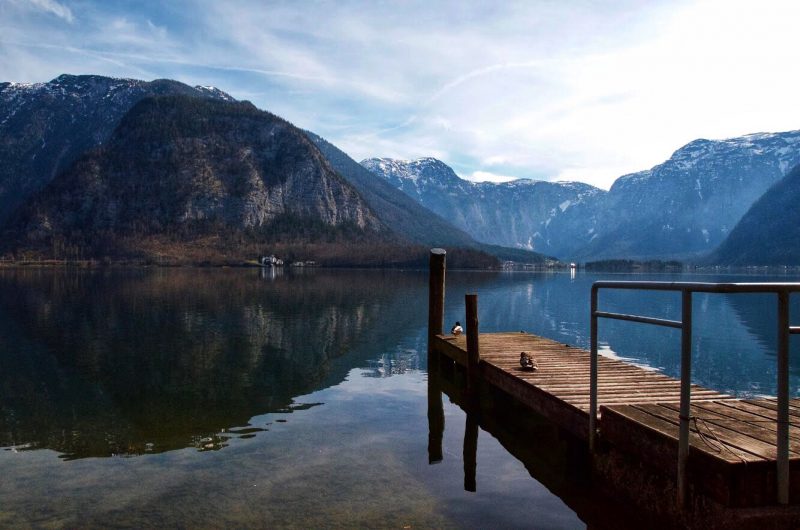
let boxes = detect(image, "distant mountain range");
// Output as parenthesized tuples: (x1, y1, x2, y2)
(2, 73, 799, 266)
(363, 131, 800, 264)
(0, 74, 545, 266)
(360, 157, 603, 258)
(580, 132, 800, 261)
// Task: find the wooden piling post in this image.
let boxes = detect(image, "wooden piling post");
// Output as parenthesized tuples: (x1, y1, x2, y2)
(466, 293, 480, 392)
(428, 249, 446, 354)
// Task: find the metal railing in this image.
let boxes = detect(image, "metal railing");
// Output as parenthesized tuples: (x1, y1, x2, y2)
(589, 281, 800, 507)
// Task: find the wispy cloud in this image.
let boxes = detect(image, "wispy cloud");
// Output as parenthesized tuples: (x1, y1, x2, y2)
(2, 0, 800, 190)
(21, 0, 74, 22)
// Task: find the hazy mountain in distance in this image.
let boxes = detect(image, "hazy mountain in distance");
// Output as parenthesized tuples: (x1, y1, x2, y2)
(364, 130, 800, 262)
(579, 131, 800, 261)
(709, 164, 800, 265)
(310, 136, 552, 262)
(360, 157, 604, 258)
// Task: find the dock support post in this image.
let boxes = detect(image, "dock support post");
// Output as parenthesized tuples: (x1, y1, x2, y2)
(777, 291, 790, 505)
(465, 293, 480, 393)
(677, 290, 693, 508)
(589, 285, 599, 453)
(428, 248, 446, 355)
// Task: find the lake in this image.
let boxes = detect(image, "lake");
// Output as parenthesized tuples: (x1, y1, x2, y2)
(1, 268, 798, 528)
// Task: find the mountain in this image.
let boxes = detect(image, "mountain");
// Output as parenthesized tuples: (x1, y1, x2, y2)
(578, 131, 800, 261)
(308, 134, 551, 263)
(3, 95, 385, 260)
(305, 132, 476, 247)
(0, 74, 235, 224)
(364, 130, 800, 262)
(0, 74, 542, 267)
(709, 164, 800, 265)
(360, 157, 604, 258)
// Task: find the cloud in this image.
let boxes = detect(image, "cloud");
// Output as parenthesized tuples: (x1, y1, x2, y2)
(2, 1, 800, 190)
(26, 0, 74, 22)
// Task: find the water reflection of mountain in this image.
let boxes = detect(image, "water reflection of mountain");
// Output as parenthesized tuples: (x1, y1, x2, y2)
(0, 269, 430, 458)
(725, 292, 800, 377)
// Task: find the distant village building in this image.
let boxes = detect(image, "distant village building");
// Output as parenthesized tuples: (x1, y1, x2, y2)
(260, 255, 284, 267)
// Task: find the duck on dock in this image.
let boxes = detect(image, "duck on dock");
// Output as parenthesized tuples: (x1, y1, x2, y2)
(451, 322, 463, 335)
(520, 351, 538, 371)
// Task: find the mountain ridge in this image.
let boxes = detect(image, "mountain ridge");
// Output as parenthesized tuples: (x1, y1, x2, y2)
(363, 129, 800, 262)
(2, 95, 387, 261)
(360, 156, 604, 258)
(0, 74, 236, 224)
(709, 163, 800, 265)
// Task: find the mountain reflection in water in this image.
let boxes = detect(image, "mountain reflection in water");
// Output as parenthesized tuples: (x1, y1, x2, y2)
(1, 268, 798, 528)
(0, 268, 436, 458)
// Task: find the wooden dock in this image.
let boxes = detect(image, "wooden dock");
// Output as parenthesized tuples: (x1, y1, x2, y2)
(431, 332, 800, 507)
(425, 248, 800, 520)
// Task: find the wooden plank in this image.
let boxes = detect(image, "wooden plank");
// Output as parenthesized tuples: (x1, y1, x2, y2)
(694, 401, 800, 442)
(433, 335, 467, 366)
(601, 404, 762, 463)
(743, 398, 800, 419)
(479, 362, 589, 439)
(719, 399, 795, 420)
(600, 405, 787, 507)
(660, 402, 800, 454)
(637, 404, 790, 461)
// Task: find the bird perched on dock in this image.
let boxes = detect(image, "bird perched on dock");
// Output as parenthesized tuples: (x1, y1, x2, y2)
(520, 352, 538, 371)
(451, 322, 463, 335)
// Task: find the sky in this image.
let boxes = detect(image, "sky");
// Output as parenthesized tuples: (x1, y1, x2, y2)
(2, 0, 800, 189)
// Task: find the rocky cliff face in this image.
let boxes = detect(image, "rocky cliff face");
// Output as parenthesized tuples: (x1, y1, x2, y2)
(360, 157, 603, 258)
(710, 164, 800, 265)
(306, 133, 478, 247)
(0, 74, 236, 224)
(5, 96, 384, 256)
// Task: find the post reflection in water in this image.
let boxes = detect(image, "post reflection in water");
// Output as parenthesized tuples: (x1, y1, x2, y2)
(426, 351, 444, 465)
(463, 410, 479, 493)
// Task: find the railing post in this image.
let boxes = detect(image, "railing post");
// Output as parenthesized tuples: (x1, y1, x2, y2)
(428, 248, 446, 355)
(590, 285, 599, 453)
(677, 289, 693, 508)
(777, 291, 790, 505)
(466, 293, 480, 393)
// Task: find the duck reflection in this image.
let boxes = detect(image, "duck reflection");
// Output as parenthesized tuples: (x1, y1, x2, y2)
(0, 269, 422, 459)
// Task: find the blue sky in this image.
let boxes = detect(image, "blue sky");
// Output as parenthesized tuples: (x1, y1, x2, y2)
(2, 0, 800, 189)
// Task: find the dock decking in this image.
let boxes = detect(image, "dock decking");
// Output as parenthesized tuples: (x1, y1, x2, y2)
(430, 331, 800, 507)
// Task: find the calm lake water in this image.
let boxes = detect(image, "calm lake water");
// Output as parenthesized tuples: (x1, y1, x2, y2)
(1, 268, 798, 528)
